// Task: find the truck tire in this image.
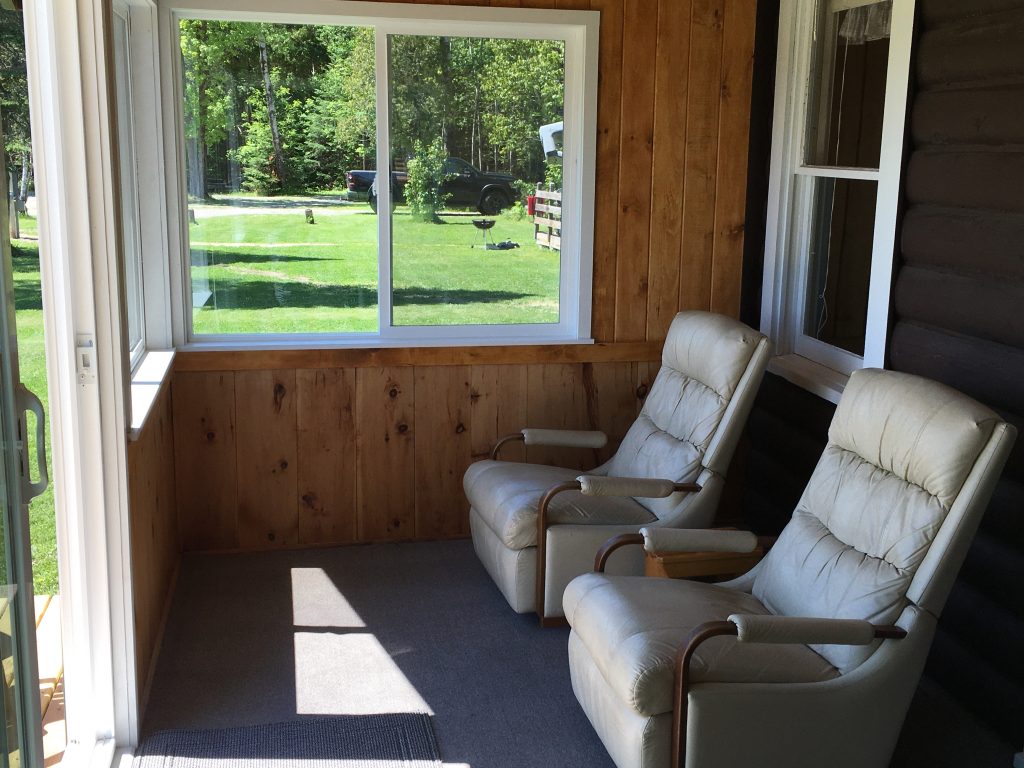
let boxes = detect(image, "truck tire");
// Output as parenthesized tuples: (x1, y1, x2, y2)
(478, 189, 509, 216)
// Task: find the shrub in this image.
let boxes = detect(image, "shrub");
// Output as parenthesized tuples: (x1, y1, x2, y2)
(512, 179, 534, 201)
(504, 201, 528, 222)
(405, 137, 452, 223)
(543, 162, 562, 190)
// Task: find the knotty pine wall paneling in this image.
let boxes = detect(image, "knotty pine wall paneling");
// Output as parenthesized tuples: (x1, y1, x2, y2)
(172, 372, 237, 550)
(356, 367, 417, 541)
(127, 383, 179, 712)
(171, 356, 660, 552)
(168, 0, 761, 550)
(364, 0, 758, 343)
(235, 370, 298, 548)
(297, 369, 358, 545)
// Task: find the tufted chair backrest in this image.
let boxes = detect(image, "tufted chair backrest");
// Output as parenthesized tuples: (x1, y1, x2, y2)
(752, 369, 1015, 673)
(604, 311, 769, 519)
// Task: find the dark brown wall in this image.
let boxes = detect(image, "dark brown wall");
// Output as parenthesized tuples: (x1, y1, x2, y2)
(741, 0, 1024, 746)
(891, 0, 1024, 742)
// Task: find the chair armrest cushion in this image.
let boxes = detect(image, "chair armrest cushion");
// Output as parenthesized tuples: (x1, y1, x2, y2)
(521, 428, 608, 449)
(578, 475, 677, 498)
(728, 614, 876, 646)
(640, 527, 757, 553)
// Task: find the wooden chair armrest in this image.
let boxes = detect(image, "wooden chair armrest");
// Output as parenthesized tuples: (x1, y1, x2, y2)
(535, 480, 583, 625)
(594, 533, 645, 572)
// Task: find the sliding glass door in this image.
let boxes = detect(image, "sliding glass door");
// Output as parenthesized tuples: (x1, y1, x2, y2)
(0, 121, 46, 768)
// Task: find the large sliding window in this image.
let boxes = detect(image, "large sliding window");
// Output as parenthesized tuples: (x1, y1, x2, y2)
(171, 4, 597, 346)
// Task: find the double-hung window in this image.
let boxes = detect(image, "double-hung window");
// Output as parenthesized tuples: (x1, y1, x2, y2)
(762, 0, 914, 400)
(168, 3, 598, 347)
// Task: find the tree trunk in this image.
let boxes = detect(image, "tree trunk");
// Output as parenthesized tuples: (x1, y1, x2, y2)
(258, 33, 286, 187)
(439, 36, 451, 151)
(18, 151, 29, 206)
(8, 169, 18, 241)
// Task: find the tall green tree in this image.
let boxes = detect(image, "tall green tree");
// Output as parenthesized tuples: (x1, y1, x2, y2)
(0, 10, 32, 208)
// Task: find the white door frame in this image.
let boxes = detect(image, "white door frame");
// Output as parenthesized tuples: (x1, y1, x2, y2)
(22, 0, 139, 761)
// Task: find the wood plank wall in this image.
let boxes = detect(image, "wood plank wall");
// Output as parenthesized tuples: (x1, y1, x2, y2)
(171, 354, 659, 551)
(125, 0, 760, 725)
(380, 0, 758, 343)
(163, 0, 761, 551)
(126, 383, 179, 712)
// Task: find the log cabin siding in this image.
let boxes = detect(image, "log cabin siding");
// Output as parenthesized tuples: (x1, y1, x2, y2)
(741, 0, 1024, 744)
(890, 0, 1024, 742)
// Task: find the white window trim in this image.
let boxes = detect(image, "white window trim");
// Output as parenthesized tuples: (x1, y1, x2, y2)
(124, 2, 175, 353)
(158, 0, 599, 349)
(24, 0, 140, 761)
(112, 3, 147, 371)
(761, 0, 915, 402)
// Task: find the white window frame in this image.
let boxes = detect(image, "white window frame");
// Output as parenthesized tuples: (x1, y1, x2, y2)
(761, 0, 914, 402)
(158, 0, 599, 349)
(112, 3, 147, 369)
(23, 0, 145, 761)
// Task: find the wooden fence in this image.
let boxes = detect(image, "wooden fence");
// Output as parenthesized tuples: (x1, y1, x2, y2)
(533, 185, 561, 251)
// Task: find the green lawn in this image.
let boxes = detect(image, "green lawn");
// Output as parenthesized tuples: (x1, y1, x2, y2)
(190, 203, 560, 334)
(11, 216, 58, 596)
(11, 200, 559, 594)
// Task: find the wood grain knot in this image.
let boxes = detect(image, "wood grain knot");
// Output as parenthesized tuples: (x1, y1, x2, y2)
(267, 531, 276, 542)
(455, 423, 466, 434)
(205, 431, 216, 441)
(279, 460, 289, 470)
(301, 493, 317, 508)
(273, 383, 287, 412)
(388, 387, 399, 399)
(397, 423, 409, 434)
(636, 384, 649, 400)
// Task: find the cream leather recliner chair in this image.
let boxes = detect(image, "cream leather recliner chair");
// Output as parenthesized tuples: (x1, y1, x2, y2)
(563, 369, 1017, 768)
(464, 311, 771, 622)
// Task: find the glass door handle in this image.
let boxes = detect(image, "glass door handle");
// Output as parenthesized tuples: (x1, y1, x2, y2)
(15, 384, 48, 501)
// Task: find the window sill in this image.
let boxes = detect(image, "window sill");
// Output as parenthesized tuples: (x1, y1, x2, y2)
(181, 335, 596, 352)
(767, 353, 848, 405)
(128, 350, 175, 441)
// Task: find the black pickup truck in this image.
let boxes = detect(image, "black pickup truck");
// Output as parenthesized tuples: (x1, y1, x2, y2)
(345, 158, 517, 215)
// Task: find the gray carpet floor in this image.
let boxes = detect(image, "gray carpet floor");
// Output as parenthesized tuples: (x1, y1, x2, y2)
(143, 540, 615, 768)
(144, 539, 1016, 768)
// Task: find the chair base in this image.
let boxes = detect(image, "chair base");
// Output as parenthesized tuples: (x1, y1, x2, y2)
(469, 507, 536, 613)
(470, 506, 648, 619)
(568, 631, 671, 768)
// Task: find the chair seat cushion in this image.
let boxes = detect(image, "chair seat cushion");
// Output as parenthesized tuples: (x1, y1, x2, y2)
(564, 574, 839, 717)
(464, 460, 657, 550)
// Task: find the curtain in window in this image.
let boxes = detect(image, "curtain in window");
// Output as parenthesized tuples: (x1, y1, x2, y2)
(839, 2, 892, 44)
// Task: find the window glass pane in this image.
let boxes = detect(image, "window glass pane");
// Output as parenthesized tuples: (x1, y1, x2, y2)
(805, 0, 891, 168)
(113, 12, 144, 358)
(386, 34, 564, 328)
(180, 20, 378, 335)
(802, 176, 877, 356)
